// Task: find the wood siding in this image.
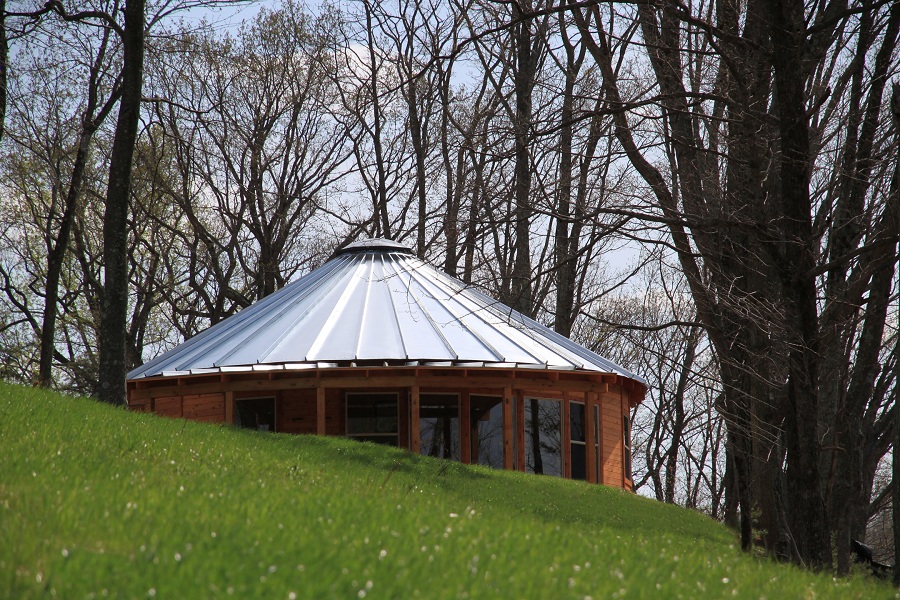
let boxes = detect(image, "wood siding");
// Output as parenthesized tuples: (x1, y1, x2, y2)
(153, 396, 182, 418)
(182, 393, 225, 423)
(601, 387, 624, 488)
(128, 368, 644, 492)
(279, 389, 318, 435)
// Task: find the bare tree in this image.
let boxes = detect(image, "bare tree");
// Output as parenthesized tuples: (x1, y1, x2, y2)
(570, 0, 899, 567)
(149, 3, 351, 310)
(0, 8, 119, 388)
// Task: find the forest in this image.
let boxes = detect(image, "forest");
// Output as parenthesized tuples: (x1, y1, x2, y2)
(0, 0, 897, 574)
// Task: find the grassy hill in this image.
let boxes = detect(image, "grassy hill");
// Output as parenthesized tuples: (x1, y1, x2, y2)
(0, 381, 892, 599)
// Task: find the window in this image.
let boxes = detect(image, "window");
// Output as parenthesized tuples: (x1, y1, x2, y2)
(623, 414, 632, 480)
(419, 394, 460, 460)
(594, 405, 602, 483)
(235, 398, 275, 432)
(524, 398, 562, 477)
(346, 393, 399, 446)
(470, 395, 503, 469)
(570, 402, 586, 480)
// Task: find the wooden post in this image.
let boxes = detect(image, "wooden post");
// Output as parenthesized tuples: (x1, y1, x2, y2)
(225, 391, 234, 424)
(585, 392, 596, 484)
(460, 392, 471, 464)
(502, 386, 513, 470)
(316, 386, 326, 435)
(410, 386, 420, 454)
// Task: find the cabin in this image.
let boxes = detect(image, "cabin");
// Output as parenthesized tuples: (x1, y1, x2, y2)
(127, 239, 646, 490)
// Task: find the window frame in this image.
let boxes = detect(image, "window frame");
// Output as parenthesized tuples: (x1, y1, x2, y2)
(345, 392, 400, 446)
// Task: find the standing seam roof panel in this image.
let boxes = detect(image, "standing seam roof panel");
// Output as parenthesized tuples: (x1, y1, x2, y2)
(401, 258, 512, 362)
(139, 257, 345, 374)
(305, 257, 370, 361)
(256, 255, 361, 364)
(355, 254, 408, 360)
(407, 258, 565, 367)
(384, 258, 459, 361)
(208, 255, 356, 367)
(127, 239, 646, 385)
(401, 260, 500, 361)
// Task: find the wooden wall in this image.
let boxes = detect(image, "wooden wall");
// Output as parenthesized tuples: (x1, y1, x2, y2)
(183, 394, 225, 423)
(149, 394, 225, 424)
(326, 388, 344, 436)
(601, 387, 626, 488)
(129, 370, 642, 491)
(278, 389, 317, 434)
(273, 389, 346, 435)
(153, 396, 182, 418)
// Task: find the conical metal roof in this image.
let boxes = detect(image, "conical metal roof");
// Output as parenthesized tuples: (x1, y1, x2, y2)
(128, 239, 645, 383)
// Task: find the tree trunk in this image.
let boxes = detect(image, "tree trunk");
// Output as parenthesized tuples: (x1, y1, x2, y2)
(38, 128, 92, 387)
(508, 3, 535, 317)
(552, 15, 582, 337)
(664, 326, 699, 503)
(97, 0, 145, 406)
(766, 0, 829, 568)
(364, 0, 391, 239)
(406, 78, 428, 258)
(39, 28, 118, 387)
(0, 0, 7, 143)
(888, 80, 900, 587)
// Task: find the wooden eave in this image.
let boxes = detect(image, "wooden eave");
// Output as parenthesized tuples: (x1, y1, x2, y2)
(127, 366, 645, 405)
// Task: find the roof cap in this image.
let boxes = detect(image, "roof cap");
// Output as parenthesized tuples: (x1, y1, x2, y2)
(334, 238, 414, 256)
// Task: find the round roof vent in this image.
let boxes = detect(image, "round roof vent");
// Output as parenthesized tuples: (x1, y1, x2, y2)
(334, 238, 415, 255)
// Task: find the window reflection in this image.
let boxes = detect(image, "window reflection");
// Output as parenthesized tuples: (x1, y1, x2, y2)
(470, 395, 503, 469)
(346, 393, 399, 446)
(419, 394, 460, 460)
(624, 414, 633, 480)
(236, 398, 275, 431)
(570, 402, 586, 480)
(525, 398, 562, 477)
(594, 405, 601, 483)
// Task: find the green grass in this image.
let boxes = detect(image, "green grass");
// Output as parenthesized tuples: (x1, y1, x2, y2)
(0, 381, 892, 599)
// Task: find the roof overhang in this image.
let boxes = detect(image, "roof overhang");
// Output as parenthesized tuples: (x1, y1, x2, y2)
(128, 238, 647, 392)
(127, 364, 648, 408)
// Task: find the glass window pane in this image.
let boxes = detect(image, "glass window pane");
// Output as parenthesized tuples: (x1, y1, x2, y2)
(236, 398, 275, 432)
(470, 395, 503, 469)
(420, 394, 460, 460)
(525, 398, 562, 477)
(570, 402, 585, 442)
(624, 415, 632, 480)
(570, 402, 586, 480)
(346, 393, 399, 446)
(594, 405, 601, 483)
